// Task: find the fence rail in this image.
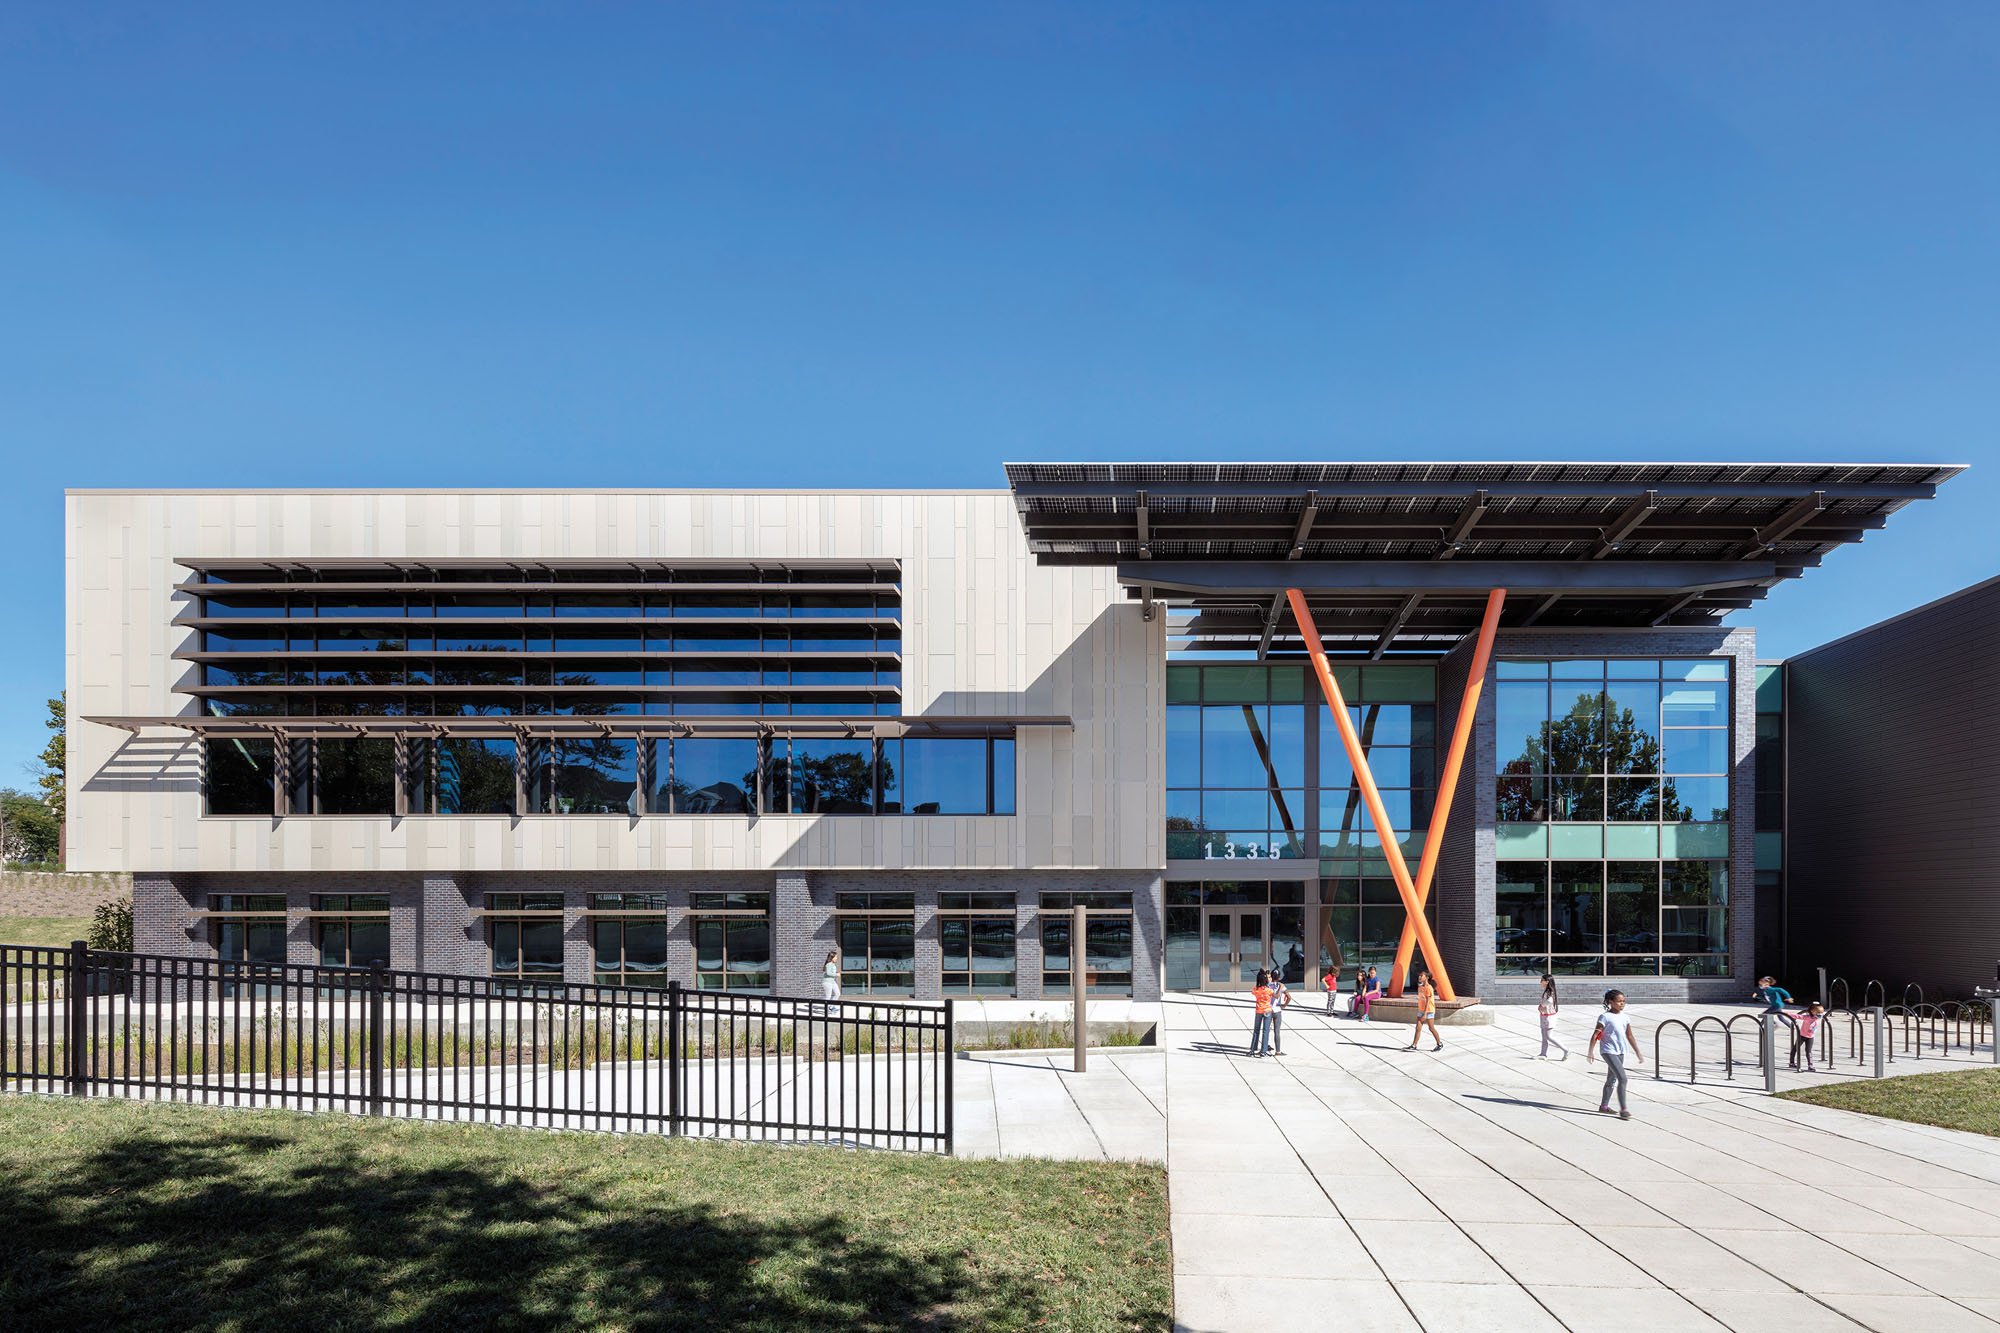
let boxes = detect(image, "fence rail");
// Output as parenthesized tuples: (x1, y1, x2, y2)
(0, 943, 954, 1153)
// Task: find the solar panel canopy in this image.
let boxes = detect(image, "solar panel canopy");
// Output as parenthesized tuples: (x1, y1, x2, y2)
(1004, 461, 1962, 656)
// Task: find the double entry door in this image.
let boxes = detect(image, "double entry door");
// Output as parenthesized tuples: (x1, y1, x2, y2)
(1202, 907, 1269, 989)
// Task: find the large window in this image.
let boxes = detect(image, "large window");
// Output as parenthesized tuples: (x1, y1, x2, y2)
(589, 894, 671, 987)
(690, 891, 771, 991)
(528, 737, 639, 814)
(313, 894, 391, 969)
(1041, 892, 1133, 996)
(407, 737, 517, 814)
(1494, 860, 1728, 978)
(206, 738, 276, 814)
(488, 893, 566, 984)
(939, 893, 1016, 993)
(1166, 663, 1435, 866)
(835, 892, 916, 994)
(212, 894, 288, 966)
(658, 737, 759, 814)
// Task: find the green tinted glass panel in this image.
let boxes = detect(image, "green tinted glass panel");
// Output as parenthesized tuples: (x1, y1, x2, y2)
(1605, 824, 1659, 859)
(1550, 824, 1604, 859)
(1495, 824, 1549, 859)
(1167, 666, 1202, 704)
(1202, 666, 1267, 703)
(1661, 822, 1730, 858)
(1359, 664, 1434, 703)
(1754, 664, 1783, 713)
(1756, 830, 1784, 871)
(1268, 667, 1306, 702)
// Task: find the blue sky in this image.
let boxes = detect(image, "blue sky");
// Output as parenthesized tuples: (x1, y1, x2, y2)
(2, 3, 1996, 784)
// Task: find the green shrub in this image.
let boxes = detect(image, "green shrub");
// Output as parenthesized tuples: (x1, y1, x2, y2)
(87, 899, 133, 952)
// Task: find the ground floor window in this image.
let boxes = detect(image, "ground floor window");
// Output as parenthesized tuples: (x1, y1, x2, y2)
(1041, 892, 1133, 996)
(588, 894, 671, 987)
(212, 894, 288, 964)
(488, 893, 566, 985)
(1494, 858, 1728, 978)
(311, 894, 391, 968)
(1318, 875, 1437, 984)
(836, 893, 915, 994)
(691, 891, 771, 991)
(939, 892, 1016, 993)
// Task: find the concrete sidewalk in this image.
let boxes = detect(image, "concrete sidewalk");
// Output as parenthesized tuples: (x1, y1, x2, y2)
(1164, 993, 2000, 1333)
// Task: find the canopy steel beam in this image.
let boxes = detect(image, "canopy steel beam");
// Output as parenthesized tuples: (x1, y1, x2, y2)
(1134, 490, 1152, 559)
(1013, 479, 1940, 503)
(1436, 491, 1488, 560)
(1287, 490, 1319, 558)
(1121, 559, 1781, 596)
(1369, 594, 1424, 660)
(1746, 489, 1827, 552)
(1589, 492, 1658, 559)
(1256, 593, 1287, 660)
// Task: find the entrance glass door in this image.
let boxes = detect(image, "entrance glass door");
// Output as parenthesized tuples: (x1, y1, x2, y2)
(1201, 908, 1268, 989)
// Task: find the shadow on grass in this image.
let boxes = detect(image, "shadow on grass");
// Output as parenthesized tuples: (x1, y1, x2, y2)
(0, 1114, 1051, 1331)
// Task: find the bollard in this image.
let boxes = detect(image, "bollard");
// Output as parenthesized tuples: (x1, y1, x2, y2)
(1762, 1010, 1778, 1094)
(1072, 904, 1088, 1074)
(1872, 1006, 1886, 1079)
(1817, 966, 1828, 1008)
(1991, 1001, 2000, 1066)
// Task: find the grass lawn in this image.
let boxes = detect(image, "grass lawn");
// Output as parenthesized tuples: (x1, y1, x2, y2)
(1779, 1067, 2000, 1139)
(0, 1096, 1169, 1332)
(0, 916, 93, 948)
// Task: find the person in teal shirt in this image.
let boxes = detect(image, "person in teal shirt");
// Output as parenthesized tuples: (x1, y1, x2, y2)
(1753, 976, 1802, 1066)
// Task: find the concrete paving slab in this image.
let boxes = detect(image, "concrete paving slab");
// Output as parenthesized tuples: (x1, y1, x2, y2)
(1394, 1281, 1567, 1332)
(1173, 1277, 1418, 1333)
(1524, 1284, 1730, 1331)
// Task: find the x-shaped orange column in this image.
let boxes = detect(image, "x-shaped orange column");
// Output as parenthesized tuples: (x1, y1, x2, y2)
(1287, 587, 1508, 1003)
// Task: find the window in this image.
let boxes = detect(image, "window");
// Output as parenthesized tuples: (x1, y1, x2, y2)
(690, 891, 771, 991)
(206, 738, 276, 814)
(835, 892, 916, 994)
(589, 894, 671, 988)
(774, 739, 876, 814)
(1040, 892, 1133, 996)
(316, 738, 397, 814)
(658, 738, 757, 814)
(883, 738, 1013, 815)
(211, 894, 288, 991)
(1495, 860, 1728, 977)
(528, 738, 638, 814)
(939, 893, 1016, 994)
(313, 894, 391, 969)
(414, 737, 517, 814)
(488, 893, 565, 984)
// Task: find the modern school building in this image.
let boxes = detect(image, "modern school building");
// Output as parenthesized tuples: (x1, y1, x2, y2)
(66, 461, 1990, 1003)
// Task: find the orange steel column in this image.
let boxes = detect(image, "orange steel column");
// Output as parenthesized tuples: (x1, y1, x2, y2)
(1386, 588, 1506, 998)
(1286, 588, 1457, 1000)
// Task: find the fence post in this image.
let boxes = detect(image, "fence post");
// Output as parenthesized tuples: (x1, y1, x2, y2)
(943, 996, 956, 1157)
(1762, 1011, 1778, 1094)
(66, 939, 90, 1097)
(1072, 904, 1088, 1074)
(367, 962, 385, 1116)
(1872, 1006, 1886, 1078)
(667, 980, 683, 1137)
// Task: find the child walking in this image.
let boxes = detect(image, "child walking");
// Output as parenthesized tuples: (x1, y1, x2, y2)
(1537, 973, 1569, 1060)
(1586, 989, 1644, 1119)
(1404, 970, 1444, 1052)
(1793, 1001, 1826, 1071)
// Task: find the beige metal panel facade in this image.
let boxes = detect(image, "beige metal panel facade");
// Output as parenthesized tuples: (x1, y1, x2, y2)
(66, 490, 1166, 875)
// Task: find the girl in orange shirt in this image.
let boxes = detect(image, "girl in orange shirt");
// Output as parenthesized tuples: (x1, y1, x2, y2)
(1249, 970, 1275, 1057)
(1403, 970, 1444, 1052)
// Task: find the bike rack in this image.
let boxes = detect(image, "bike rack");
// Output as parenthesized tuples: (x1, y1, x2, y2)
(1828, 976, 1851, 1012)
(1864, 979, 1887, 1009)
(1654, 1018, 1695, 1082)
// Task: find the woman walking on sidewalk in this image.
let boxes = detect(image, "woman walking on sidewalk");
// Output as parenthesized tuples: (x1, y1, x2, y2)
(822, 950, 842, 1003)
(1587, 989, 1643, 1119)
(1537, 974, 1570, 1060)
(1404, 970, 1443, 1052)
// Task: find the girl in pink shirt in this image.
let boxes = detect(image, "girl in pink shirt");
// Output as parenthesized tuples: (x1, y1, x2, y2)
(1793, 1001, 1826, 1072)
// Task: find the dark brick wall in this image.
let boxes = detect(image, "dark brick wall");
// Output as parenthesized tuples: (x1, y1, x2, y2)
(1785, 577, 2000, 997)
(127, 867, 1163, 1001)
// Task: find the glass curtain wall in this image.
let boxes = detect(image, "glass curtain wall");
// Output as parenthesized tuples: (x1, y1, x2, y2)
(1492, 657, 1733, 977)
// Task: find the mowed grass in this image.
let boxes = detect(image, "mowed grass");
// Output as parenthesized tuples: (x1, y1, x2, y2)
(1780, 1067, 2000, 1139)
(0, 1096, 1170, 1331)
(0, 916, 92, 948)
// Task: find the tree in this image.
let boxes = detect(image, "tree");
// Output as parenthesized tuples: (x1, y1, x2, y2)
(36, 693, 65, 826)
(0, 789, 60, 864)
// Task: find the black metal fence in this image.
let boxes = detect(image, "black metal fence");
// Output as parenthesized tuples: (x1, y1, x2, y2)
(0, 943, 954, 1153)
